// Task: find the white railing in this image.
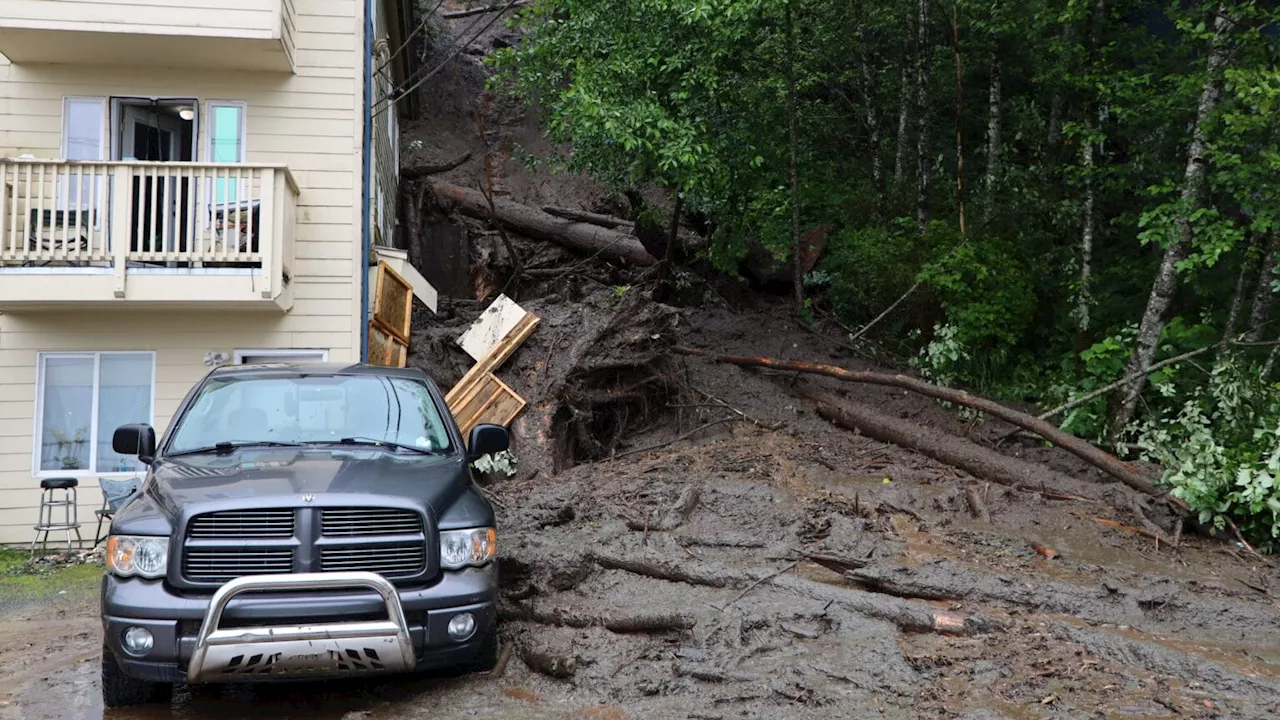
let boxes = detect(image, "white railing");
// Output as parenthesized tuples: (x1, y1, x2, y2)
(0, 160, 297, 292)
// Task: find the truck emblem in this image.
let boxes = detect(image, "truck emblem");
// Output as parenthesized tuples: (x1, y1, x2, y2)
(303, 494, 315, 503)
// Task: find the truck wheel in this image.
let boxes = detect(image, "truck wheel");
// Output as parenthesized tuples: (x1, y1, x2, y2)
(463, 626, 500, 673)
(101, 643, 172, 708)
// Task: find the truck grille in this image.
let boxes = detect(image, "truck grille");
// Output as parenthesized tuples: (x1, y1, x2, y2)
(184, 548, 294, 582)
(320, 543, 426, 577)
(321, 508, 423, 536)
(189, 509, 295, 539)
(180, 506, 430, 585)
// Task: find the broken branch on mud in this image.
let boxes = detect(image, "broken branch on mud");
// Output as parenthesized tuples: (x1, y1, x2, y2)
(627, 486, 703, 532)
(520, 646, 577, 679)
(589, 550, 739, 588)
(676, 345, 1167, 500)
(502, 602, 696, 633)
(442, 1, 530, 18)
(401, 151, 473, 178)
(773, 575, 1003, 635)
(542, 205, 636, 229)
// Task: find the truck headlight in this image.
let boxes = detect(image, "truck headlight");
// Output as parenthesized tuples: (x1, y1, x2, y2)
(106, 535, 168, 579)
(439, 527, 496, 570)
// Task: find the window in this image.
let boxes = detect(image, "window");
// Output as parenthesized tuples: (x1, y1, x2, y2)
(165, 374, 452, 455)
(34, 352, 155, 476)
(60, 97, 106, 210)
(207, 101, 246, 206)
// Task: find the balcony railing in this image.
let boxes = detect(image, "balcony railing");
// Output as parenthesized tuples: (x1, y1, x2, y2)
(0, 159, 298, 310)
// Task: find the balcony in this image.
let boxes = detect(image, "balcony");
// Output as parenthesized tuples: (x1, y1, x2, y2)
(0, 159, 298, 311)
(0, 0, 296, 73)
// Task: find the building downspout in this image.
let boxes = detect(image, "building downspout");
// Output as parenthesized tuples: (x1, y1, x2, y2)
(359, 0, 374, 362)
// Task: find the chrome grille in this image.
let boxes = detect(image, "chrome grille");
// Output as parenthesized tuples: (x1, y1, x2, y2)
(189, 509, 294, 539)
(321, 508, 423, 536)
(184, 548, 293, 582)
(319, 543, 426, 578)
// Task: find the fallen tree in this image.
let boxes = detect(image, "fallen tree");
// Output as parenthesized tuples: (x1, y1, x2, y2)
(433, 182, 657, 267)
(675, 346, 1169, 501)
(798, 388, 1103, 501)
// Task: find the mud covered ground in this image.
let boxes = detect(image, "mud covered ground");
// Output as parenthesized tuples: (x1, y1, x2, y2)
(2, 303, 1278, 720)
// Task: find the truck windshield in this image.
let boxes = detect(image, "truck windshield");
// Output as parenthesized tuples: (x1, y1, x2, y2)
(165, 373, 453, 455)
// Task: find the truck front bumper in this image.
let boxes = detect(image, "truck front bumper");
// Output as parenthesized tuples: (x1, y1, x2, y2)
(101, 566, 496, 683)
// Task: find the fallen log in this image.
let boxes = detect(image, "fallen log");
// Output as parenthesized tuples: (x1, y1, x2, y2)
(433, 182, 657, 266)
(588, 550, 736, 588)
(772, 575, 1002, 635)
(799, 389, 1100, 500)
(542, 205, 635, 229)
(501, 602, 696, 633)
(675, 346, 1166, 499)
(442, 1, 530, 18)
(520, 647, 576, 679)
(402, 151, 472, 179)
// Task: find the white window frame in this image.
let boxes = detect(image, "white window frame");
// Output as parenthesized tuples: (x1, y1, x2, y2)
(59, 96, 107, 222)
(232, 349, 330, 365)
(204, 100, 248, 164)
(31, 351, 157, 479)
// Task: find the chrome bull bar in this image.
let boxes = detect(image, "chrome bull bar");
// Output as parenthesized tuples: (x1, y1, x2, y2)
(187, 571, 416, 683)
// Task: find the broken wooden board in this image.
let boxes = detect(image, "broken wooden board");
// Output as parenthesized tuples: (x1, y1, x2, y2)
(368, 320, 408, 368)
(446, 301, 540, 439)
(372, 260, 414, 344)
(446, 310, 540, 409)
(449, 371, 528, 438)
(457, 293, 526, 362)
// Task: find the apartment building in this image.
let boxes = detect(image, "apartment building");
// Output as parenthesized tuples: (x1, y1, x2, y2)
(0, 0, 433, 544)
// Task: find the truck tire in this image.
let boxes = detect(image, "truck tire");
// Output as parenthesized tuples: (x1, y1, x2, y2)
(101, 643, 172, 708)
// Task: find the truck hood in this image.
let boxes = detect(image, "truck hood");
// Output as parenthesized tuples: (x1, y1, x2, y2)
(110, 446, 471, 536)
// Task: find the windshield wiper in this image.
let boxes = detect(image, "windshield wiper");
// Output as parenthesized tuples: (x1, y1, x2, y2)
(167, 440, 304, 457)
(305, 437, 436, 454)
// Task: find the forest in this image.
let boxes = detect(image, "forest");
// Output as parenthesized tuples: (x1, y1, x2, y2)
(477, 0, 1280, 549)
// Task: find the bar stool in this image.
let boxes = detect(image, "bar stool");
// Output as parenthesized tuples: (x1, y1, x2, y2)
(31, 477, 82, 557)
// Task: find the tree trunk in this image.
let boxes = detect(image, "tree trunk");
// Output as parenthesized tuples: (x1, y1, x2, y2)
(951, 0, 966, 236)
(914, 0, 931, 235)
(859, 25, 884, 215)
(1110, 6, 1232, 441)
(894, 58, 912, 190)
(786, 0, 803, 309)
(1077, 121, 1095, 344)
(1245, 232, 1279, 342)
(674, 345, 1167, 498)
(982, 53, 1001, 226)
(432, 182, 657, 266)
(1224, 235, 1260, 340)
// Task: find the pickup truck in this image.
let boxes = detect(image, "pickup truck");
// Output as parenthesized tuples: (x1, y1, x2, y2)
(100, 362, 505, 707)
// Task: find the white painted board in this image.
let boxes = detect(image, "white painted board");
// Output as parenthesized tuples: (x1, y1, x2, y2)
(457, 294, 528, 362)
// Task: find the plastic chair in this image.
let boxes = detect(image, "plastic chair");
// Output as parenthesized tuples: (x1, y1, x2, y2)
(94, 476, 141, 546)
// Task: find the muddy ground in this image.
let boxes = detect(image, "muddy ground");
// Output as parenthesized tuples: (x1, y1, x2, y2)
(2, 3, 1279, 719)
(2, 302, 1279, 720)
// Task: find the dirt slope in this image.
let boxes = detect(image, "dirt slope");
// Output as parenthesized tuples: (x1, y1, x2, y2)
(397, 5, 1280, 719)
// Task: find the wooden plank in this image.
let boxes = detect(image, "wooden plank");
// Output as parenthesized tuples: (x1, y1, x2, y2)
(452, 371, 528, 439)
(372, 260, 413, 344)
(457, 293, 526, 362)
(445, 311, 540, 408)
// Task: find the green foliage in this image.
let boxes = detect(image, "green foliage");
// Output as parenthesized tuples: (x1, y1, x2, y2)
(472, 450, 518, 477)
(1136, 354, 1280, 551)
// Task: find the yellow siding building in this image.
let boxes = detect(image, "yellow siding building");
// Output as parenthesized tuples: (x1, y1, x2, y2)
(0, 0, 422, 543)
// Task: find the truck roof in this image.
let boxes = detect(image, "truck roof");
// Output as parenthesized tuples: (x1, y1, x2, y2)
(207, 361, 428, 381)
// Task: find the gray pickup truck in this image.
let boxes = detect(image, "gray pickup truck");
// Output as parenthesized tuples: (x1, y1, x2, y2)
(100, 362, 506, 707)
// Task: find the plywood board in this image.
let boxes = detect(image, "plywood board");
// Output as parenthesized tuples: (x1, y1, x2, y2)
(372, 260, 413, 344)
(456, 293, 527, 362)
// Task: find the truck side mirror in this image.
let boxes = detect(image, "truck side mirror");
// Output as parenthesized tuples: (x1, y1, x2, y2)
(467, 424, 509, 462)
(113, 423, 157, 464)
